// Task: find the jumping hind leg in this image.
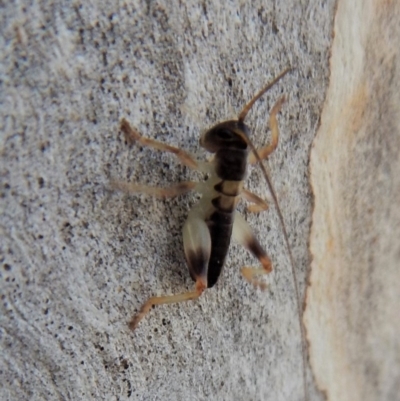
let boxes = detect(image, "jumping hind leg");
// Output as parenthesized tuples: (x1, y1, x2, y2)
(129, 280, 206, 330)
(232, 212, 272, 290)
(130, 209, 211, 331)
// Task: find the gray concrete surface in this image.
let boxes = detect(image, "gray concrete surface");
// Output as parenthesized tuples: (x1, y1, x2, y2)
(1, 1, 335, 400)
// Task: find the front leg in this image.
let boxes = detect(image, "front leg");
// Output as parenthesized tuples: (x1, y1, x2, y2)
(248, 96, 285, 164)
(121, 119, 201, 170)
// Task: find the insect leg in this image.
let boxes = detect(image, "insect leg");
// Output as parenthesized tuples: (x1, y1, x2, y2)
(248, 96, 285, 164)
(182, 208, 211, 286)
(121, 119, 200, 170)
(130, 209, 210, 330)
(111, 180, 197, 198)
(232, 212, 272, 290)
(129, 279, 206, 330)
(241, 188, 269, 213)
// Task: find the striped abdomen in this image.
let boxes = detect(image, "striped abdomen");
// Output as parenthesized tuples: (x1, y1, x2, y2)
(205, 148, 248, 287)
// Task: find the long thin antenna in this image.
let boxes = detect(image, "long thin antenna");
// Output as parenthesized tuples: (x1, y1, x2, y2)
(238, 68, 309, 401)
(238, 67, 292, 122)
(246, 141, 309, 401)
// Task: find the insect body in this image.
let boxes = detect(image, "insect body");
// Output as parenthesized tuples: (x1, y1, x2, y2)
(114, 69, 291, 330)
(114, 68, 309, 400)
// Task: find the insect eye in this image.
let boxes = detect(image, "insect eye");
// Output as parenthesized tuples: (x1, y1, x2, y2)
(217, 130, 235, 140)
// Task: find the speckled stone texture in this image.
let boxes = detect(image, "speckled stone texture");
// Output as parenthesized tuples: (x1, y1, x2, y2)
(0, 1, 335, 400)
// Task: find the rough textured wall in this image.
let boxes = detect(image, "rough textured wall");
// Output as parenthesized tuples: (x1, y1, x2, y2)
(305, 0, 400, 400)
(1, 1, 335, 400)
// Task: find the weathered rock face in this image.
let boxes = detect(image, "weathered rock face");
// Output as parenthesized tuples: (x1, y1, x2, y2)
(305, 1, 400, 400)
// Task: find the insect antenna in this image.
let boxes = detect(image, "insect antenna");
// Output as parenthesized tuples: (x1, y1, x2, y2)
(246, 140, 309, 401)
(238, 69, 309, 401)
(238, 67, 292, 123)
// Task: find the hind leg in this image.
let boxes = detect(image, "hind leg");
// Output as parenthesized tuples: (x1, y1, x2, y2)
(232, 212, 272, 290)
(182, 208, 212, 286)
(129, 280, 206, 330)
(130, 209, 211, 331)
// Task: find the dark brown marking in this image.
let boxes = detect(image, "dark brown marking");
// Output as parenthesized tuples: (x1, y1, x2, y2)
(207, 222, 233, 288)
(247, 236, 272, 273)
(206, 175, 242, 287)
(214, 180, 243, 196)
(211, 195, 238, 213)
(215, 148, 248, 181)
(200, 120, 249, 153)
(185, 248, 209, 283)
(205, 209, 236, 288)
(208, 210, 233, 225)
